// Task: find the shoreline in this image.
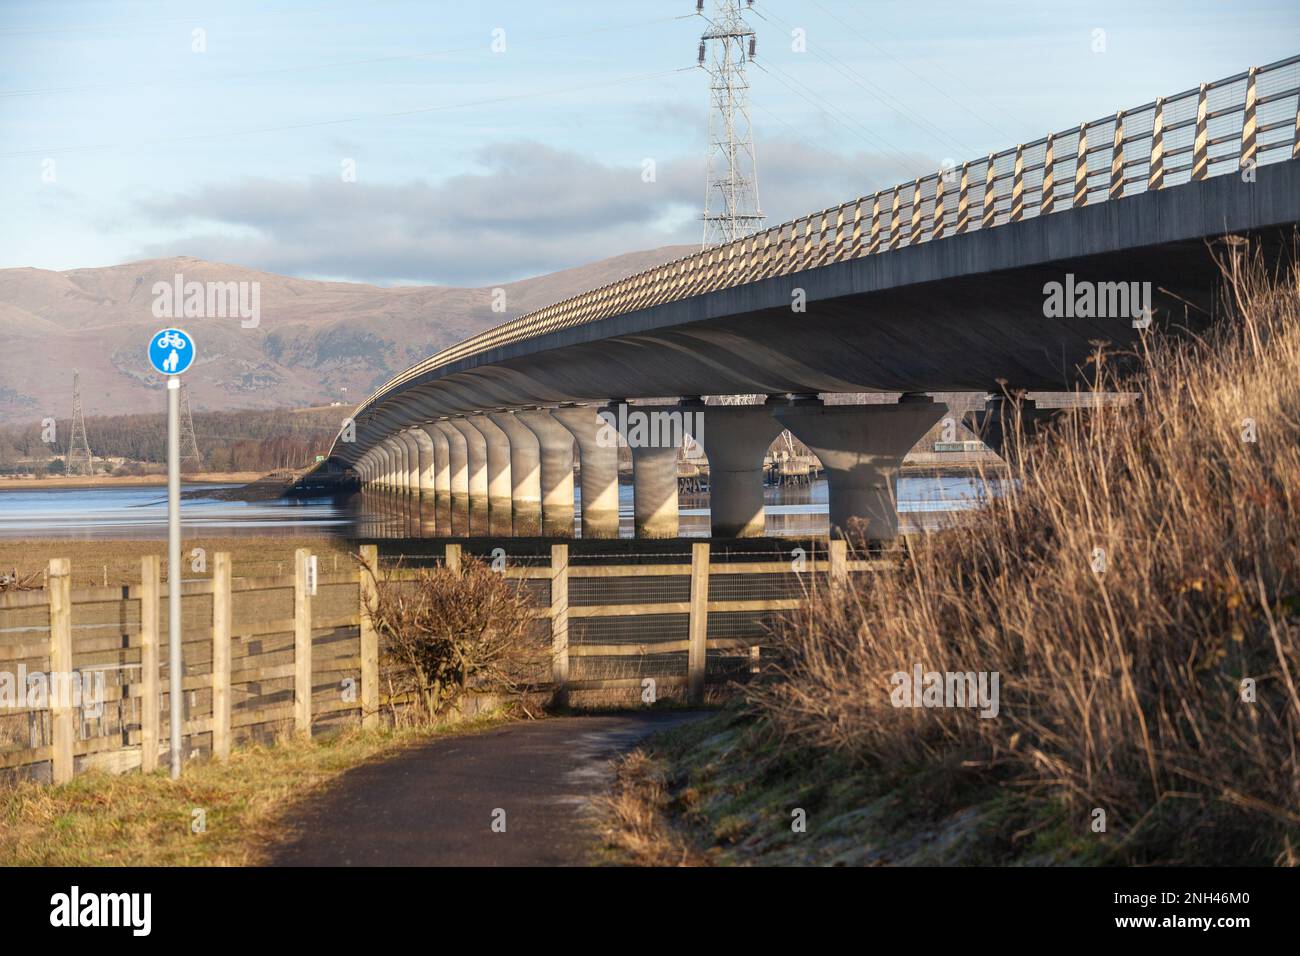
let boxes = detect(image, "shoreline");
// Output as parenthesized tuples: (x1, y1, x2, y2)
(0, 472, 269, 491)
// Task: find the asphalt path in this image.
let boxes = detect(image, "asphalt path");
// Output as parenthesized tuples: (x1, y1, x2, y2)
(269, 710, 705, 866)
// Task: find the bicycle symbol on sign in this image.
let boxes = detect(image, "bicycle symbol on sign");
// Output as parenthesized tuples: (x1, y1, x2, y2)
(156, 330, 188, 350)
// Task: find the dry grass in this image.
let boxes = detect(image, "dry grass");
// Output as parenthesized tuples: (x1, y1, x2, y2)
(752, 240, 1300, 864)
(596, 750, 712, 866)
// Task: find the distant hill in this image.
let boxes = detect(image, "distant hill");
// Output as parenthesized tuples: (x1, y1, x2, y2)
(0, 246, 694, 423)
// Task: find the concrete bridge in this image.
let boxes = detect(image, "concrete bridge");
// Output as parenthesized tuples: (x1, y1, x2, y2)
(330, 56, 1300, 539)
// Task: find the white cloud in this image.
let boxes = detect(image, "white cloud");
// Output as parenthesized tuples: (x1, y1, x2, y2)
(133, 139, 938, 285)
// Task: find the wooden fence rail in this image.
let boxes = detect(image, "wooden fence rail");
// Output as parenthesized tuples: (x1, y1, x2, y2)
(0, 540, 879, 784)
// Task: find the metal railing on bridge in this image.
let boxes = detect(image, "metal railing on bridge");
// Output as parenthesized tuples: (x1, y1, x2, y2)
(357, 54, 1300, 415)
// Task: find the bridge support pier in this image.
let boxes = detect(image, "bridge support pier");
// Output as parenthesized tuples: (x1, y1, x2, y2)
(488, 412, 543, 536)
(409, 427, 438, 534)
(469, 415, 514, 537)
(408, 428, 433, 494)
(402, 431, 423, 536)
(552, 406, 620, 539)
(391, 438, 405, 493)
(433, 421, 471, 536)
(384, 437, 404, 494)
(384, 434, 400, 494)
(685, 399, 785, 538)
(964, 394, 1061, 459)
(516, 410, 576, 537)
(775, 395, 946, 540)
(617, 403, 684, 539)
(630, 444, 679, 538)
(449, 419, 490, 536)
(397, 434, 415, 496)
(420, 424, 453, 531)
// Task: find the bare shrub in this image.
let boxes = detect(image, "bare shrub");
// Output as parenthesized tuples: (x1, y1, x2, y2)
(752, 239, 1300, 861)
(364, 556, 546, 721)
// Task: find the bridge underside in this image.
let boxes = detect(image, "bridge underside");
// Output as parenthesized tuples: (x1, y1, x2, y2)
(340, 159, 1300, 540)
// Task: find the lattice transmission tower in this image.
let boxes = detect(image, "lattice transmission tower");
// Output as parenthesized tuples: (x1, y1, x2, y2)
(178, 381, 202, 468)
(697, 0, 764, 247)
(65, 369, 94, 476)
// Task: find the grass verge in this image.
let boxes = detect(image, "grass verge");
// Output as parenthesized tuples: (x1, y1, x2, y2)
(599, 708, 1110, 866)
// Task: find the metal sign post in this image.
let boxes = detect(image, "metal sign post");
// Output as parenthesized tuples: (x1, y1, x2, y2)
(148, 328, 196, 779)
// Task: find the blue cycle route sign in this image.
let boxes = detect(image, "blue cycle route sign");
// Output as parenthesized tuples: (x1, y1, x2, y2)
(148, 327, 196, 376)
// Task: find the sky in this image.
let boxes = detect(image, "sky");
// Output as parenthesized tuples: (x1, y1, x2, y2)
(1, 0, 1296, 287)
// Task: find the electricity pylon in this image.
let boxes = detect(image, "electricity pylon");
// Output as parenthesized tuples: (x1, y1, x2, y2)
(65, 369, 94, 476)
(698, 0, 764, 247)
(178, 381, 202, 468)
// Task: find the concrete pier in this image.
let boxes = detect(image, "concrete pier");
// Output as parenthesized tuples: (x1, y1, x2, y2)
(965, 394, 1062, 458)
(516, 409, 576, 537)
(488, 411, 543, 536)
(400, 431, 421, 496)
(449, 419, 490, 535)
(552, 405, 620, 539)
(685, 399, 785, 537)
(420, 423, 451, 499)
(421, 424, 452, 532)
(385, 437, 406, 494)
(409, 428, 435, 495)
(630, 442, 679, 538)
(468, 415, 514, 536)
(775, 395, 946, 540)
(432, 421, 471, 536)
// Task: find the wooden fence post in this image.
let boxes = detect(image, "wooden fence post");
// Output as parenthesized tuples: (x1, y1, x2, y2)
(47, 558, 74, 784)
(829, 539, 848, 587)
(688, 542, 710, 705)
(358, 544, 379, 730)
(294, 548, 313, 736)
(211, 552, 231, 760)
(445, 542, 462, 573)
(139, 555, 160, 773)
(550, 544, 569, 708)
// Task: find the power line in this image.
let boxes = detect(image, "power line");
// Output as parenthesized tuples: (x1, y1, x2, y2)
(751, 58, 932, 179)
(793, 0, 1017, 141)
(749, 1, 977, 159)
(0, 14, 688, 99)
(1, 66, 694, 159)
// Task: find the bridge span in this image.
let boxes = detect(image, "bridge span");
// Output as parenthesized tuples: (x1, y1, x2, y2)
(330, 57, 1300, 539)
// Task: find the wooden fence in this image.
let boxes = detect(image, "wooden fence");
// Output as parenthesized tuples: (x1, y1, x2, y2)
(0, 540, 879, 785)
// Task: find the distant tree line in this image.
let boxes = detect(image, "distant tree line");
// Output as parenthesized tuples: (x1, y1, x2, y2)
(0, 407, 345, 475)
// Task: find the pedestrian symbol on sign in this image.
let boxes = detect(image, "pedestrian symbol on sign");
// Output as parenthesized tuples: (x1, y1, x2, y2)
(148, 328, 195, 376)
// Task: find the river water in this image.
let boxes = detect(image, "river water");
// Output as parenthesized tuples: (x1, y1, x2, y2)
(0, 476, 1001, 540)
